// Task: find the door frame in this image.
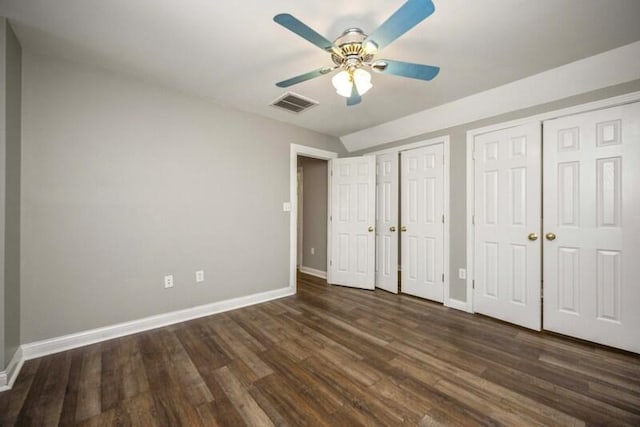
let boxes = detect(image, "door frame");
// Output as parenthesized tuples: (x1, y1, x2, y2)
(289, 144, 338, 292)
(369, 136, 451, 307)
(465, 90, 640, 314)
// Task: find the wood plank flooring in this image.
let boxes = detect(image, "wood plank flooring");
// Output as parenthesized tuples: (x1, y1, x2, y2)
(1, 272, 639, 426)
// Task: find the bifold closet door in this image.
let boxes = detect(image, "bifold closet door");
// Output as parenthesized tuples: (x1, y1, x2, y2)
(543, 102, 640, 353)
(328, 156, 376, 289)
(376, 153, 399, 293)
(473, 123, 541, 330)
(401, 144, 445, 302)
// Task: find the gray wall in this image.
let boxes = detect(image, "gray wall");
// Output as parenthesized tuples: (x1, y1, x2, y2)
(0, 18, 6, 370)
(297, 156, 328, 272)
(0, 18, 21, 370)
(4, 20, 21, 366)
(355, 79, 640, 302)
(20, 52, 346, 343)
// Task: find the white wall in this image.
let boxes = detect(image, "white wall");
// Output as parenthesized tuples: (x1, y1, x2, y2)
(20, 52, 346, 343)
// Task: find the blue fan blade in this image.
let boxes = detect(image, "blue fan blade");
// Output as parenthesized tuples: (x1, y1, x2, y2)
(374, 60, 440, 81)
(276, 67, 333, 88)
(365, 0, 435, 50)
(274, 14, 334, 52)
(347, 84, 362, 106)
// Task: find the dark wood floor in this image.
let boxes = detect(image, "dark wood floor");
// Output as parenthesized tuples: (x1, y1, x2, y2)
(1, 273, 639, 426)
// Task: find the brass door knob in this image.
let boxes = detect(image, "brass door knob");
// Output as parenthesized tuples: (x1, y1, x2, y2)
(390, 226, 396, 232)
(546, 232, 557, 241)
(368, 226, 374, 232)
(400, 226, 407, 232)
(528, 233, 538, 241)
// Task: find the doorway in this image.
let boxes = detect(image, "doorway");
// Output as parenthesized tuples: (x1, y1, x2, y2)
(297, 156, 329, 279)
(289, 144, 338, 291)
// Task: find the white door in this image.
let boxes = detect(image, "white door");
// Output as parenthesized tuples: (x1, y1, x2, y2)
(376, 153, 399, 293)
(401, 144, 445, 302)
(329, 156, 376, 289)
(473, 123, 541, 330)
(543, 102, 640, 353)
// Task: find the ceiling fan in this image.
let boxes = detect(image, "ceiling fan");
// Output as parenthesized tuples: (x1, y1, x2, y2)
(274, 0, 440, 106)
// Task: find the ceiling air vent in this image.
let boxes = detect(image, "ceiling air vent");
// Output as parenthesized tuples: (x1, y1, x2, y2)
(271, 92, 319, 114)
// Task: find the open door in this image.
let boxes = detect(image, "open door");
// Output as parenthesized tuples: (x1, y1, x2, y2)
(376, 153, 399, 293)
(328, 156, 376, 289)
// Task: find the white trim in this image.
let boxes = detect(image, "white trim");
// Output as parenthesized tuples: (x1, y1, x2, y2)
(21, 286, 294, 361)
(465, 133, 475, 313)
(0, 347, 24, 392)
(465, 91, 640, 317)
(466, 91, 640, 140)
(444, 298, 470, 313)
(368, 137, 449, 156)
(340, 41, 640, 152)
(298, 266, 327, 279)
(369, 136, 451, 308)
(289, 144, 338, 291)
(326, 163, 333, 284)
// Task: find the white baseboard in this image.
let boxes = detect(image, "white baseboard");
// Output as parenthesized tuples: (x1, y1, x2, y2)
(0, 347, 24, 392)
(298, 266, 327, 279)
(20, 286, 295, 363)
(445, 298, 472, 313)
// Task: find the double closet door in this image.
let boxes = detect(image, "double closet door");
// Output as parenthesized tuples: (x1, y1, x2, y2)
(375, 144, 446, 302)
(472, 102, 640, 353)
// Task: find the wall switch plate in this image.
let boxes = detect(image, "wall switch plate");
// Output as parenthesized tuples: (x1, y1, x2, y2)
(282, 202, 291, 212)
(164, 275, 174, 288)
(196, 270, 204, 283)
(310, 247, 315, 255)
(458, 268, 466, 280)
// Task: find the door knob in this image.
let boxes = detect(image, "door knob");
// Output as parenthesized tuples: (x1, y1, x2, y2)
(546, 232, 556, 241)
(400, 226, 407, 232)
(368, 226, 374, 232)
(390, 226, 396, 232)
(527, 233, 538, 241)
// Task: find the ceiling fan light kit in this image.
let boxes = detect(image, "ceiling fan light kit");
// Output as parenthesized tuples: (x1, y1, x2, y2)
(274, 0, 440, 106)
(332, 68, 372, 98)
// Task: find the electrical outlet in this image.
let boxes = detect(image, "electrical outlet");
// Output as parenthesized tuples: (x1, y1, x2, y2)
(196, 270, 204, 283)
(310, 247, 315, 255)
(458, 268, 466, 280)
(164, 275, 174, 288)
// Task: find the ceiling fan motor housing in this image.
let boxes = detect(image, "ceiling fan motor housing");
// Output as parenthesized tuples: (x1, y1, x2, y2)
(331, 28, 374, 68)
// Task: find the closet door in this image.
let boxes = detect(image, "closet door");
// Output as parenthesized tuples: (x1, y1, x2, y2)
(328, 156, 376, 289)
(376, 153, 399, 293)
(401, 144, 445, 302)
(473, 123, 541, 330)
(543, 102, 640, 353)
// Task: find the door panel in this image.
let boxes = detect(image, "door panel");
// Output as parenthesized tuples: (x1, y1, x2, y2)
(473, 123, 541, 330)
(543, 102, 640, 353)
(329, 156, 376, 289)
(376, 153, 399, 293)
(401, 144, 445, 302)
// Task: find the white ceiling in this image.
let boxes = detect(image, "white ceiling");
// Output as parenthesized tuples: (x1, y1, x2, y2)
(2, 0, 640, 137)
